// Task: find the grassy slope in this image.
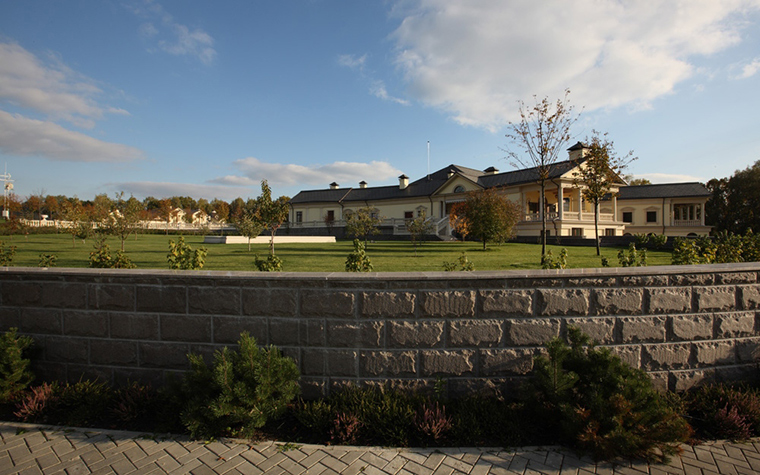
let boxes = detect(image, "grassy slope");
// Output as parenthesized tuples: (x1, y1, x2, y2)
(1, 232, 673, 272)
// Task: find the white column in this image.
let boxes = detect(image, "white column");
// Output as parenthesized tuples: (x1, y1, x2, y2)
(557, 186, 564, 220)
(577, 190, 583, 220)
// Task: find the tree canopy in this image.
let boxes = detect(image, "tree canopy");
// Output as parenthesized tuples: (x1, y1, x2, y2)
(452, 188, 521, 250)
(706, 160, 760, 234)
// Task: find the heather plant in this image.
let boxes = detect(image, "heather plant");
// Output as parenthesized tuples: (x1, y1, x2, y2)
(525, 327, 691, 461)
(0, 328, 34, 403)
(167, 236, 207, 270)
(681, 384, 760, 440)
(415, 401, 452, 442)
(180, 332, 300, 439)
(14, 382, 59, 423)
(330, 412, 362, 445)
(345, 239, 372, 272)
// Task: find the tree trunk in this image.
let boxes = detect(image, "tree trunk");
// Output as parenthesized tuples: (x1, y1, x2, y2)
(594, 202, 600, 256)
(540, 179, 547, 256)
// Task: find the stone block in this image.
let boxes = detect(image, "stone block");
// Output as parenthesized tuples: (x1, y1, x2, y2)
(670, 315, 713, 342)
(0, 308, 19, 331)
(90, 340, 138, 366)
(420, 291, 475, 318)
(621, 316, 666, 343)
(479, 290, 532, 317)
(137, 286, 186, 314)
(448, 378, 511, 398)
(739, 285, 760, 310)
(671, 370, 710, 392)
(737, 338, 760, 362)
(537, 289, 589, 316)
(160, 315, 211, 342)
(301, 319, 326, 347)
(110, 314, 159, 340)
(565, 317, 615, 344)
(63, 311, 108, 337)
(139, 342, 190, 369)
(45, 336, 88, 363)
(695, 286, 736, 313)
(20, 308, 62, 335)
(360, 350, 417, 377)
(327, 321, 384, 348)
(647, 288, 691, 314)
(360, 292, 415, 318)
(89, 285, 135, 311)
(591, 288, 643, 316)
(387, 321, 444, 348)
(188, 287, 240, 315)
(420, 350, 475, 377)
(480, 348, 535, 376)
(694, 341, 735, 367)
(212, 316, 268, 345)
(41, 283, 87, 309)
(716, 312, 755, 338)
(2, 282, 42, 306)
(608, 345, 642, 369)
(506, 318, 561, 346)
(113, 368, 164, 388)
(269, 318, 301, 347)
(326, 350, 358, 377)
(242, 289, 297, 317)
(642, 343, 691, 371)
(300, 378, 327, 400)
(670, 274, 714, 286)
(301, 349, 325, 376)
(619, 275, 669, 287)
(301, 290, 354, 318)
(448, 320, 503, 347)
(67, 365, 112, 385)
(717, 272, 757, 284)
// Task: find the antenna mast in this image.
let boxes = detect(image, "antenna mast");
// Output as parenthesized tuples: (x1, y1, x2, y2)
(427, 141, 430, 180)
(1, 164, 13, 219)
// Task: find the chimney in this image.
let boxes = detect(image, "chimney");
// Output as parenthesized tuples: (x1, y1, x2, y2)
(398, 174, 409, 190)
(567, 142, 588, 162)
(329, 182, 339, 190)
(359, 180, 367, 189)
(483, 166, 499, 175)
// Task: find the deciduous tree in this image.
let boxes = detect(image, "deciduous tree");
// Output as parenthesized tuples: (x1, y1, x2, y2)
(458, 188, 521, 250)
(572, 131, 635, 255)
(706, 161, 760, 234)
(504, 89, 580, 255)
(345, 206, 382, 246)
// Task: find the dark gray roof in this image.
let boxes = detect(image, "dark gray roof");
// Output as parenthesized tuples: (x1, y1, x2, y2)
(618, 182, 710, 200)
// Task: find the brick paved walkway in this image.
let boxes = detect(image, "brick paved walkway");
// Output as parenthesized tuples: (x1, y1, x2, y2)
(2, 422, 760, 475)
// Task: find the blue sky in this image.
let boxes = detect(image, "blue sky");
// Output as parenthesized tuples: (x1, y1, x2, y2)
(1, 0, 760, 202)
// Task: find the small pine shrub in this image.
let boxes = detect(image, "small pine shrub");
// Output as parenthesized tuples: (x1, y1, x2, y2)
(345, 239, 373, 272)
(0, 328, 34, 403)
(167, 236, 208, 270)
(254, 253, 283, 272)
(525, 327, 691, 461)
(618, 243, 647, 267)
(442, 252, 474, 271)
(38, 253, 57, 267)
(180, 332, 300, 439)
(541, 248, 568, 269)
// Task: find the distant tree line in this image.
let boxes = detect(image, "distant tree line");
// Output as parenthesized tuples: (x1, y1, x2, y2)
(706, 160, 760, 234)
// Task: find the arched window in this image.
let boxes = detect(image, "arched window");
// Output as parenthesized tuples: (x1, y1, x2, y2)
(454, 185, 465, 193)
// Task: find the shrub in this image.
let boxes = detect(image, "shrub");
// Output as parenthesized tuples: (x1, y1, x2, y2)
(681, 384, 760, 440)
(415, 401, 452, 442)
(618, 243, 647, 267)
(14, 382, 59, 423)
(180, 332, 300, 439)
(634, 233, 650, 247)
(541, 248, 567, 269)
(651, 233, 668, 249)
(0, 328, 34, 404)
(254, 253, 283, 272)
(525, 327, 691, 461)
(38, 253, 57, 267)
(167, 236, 208, 270)
(54, 380, 113, 427)
(0, 240, 16, 266)
(89, 236, 136, 269)
(345, 239, 373, 272)
(442, 252, 474, 271)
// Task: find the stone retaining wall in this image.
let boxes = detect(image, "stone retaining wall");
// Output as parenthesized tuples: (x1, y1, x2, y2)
(1, 264, 759, 398)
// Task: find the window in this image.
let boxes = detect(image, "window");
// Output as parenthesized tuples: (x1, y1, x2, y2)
(404, 211, 413, 219)
(453, 185, 465, 193)
(326, 210, 335, 221)
(646, 211, 657, 223)
(296, 211, 302, 223)
(622, 211, 633, 223)
(572, 228, 583, 237)
(605, 228, 615, 236)
(563, 198, 570, 212)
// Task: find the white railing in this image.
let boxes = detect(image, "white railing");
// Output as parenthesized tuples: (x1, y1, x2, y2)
(673, 219, 701, 227)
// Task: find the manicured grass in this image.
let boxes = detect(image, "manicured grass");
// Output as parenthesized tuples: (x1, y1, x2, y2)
(1, 232, 673, 272)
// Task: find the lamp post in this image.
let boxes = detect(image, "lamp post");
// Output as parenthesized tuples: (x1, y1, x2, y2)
(0, 165, 13, 219)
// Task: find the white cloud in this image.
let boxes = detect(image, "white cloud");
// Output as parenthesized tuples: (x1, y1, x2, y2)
(636, 172, 705, 184)
(130, 0, 216, 65)
(736, 57, 760, 78)
(113, 181, 251, 201)
(338, 54, 367, 71)
(212, 157, 403, 188)
(370, 80, 410, 105)
(0, 42, 124, 127)
(390, 0, 760, 130)
(0, 110, 144, 162)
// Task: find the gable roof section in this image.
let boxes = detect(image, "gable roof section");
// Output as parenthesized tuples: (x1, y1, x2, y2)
(618, 182, 710, 200)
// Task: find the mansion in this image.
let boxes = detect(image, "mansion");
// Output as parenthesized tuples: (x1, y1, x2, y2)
(289, 143, 711, 240)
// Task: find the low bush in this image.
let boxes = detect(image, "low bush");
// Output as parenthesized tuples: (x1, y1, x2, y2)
(442, 252, 474, 271)
(679, 384, 760, 441)
(89, 235, 136, 269)
(254, 253, 283, 272)
(541, 248, 567, 269)
(345, 239, 372, 272)
(167, 236, 207, 270)
(618, 243, 647, 267)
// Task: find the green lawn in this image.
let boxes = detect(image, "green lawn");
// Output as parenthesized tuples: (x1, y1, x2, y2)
(1, 232, 673, 272)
